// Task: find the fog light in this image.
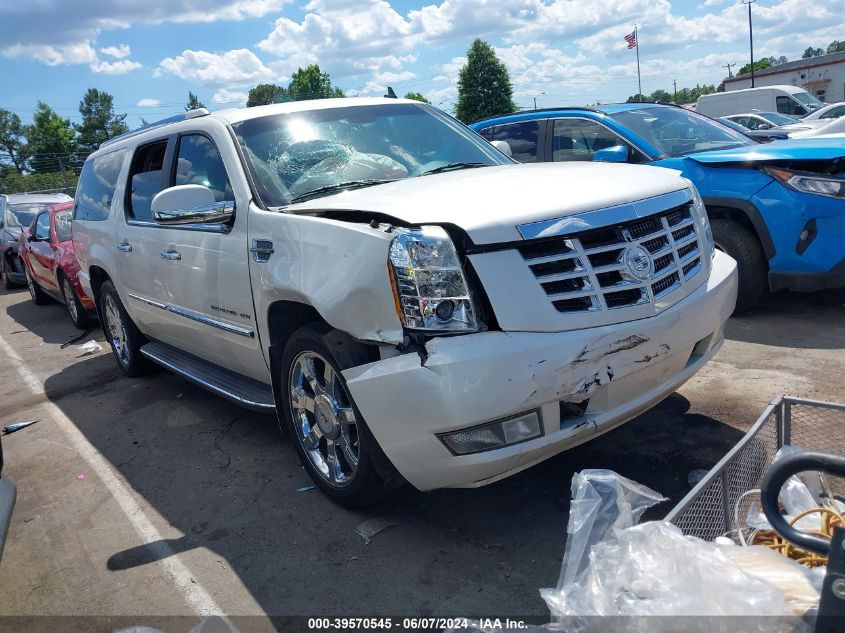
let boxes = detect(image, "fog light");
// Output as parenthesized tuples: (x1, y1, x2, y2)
(438, 411, 542, 455)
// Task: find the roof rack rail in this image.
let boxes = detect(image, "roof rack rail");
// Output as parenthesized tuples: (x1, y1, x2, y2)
(100, 108, 211, 150)
(470, 105, 602, 125)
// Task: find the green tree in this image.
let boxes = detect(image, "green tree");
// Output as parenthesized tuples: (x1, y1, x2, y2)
(0, 109, 30, 174)
(288, 65, 344, 101)
(403, 91, 430, 104)
(454, 39, 516, 123)
(26, 102, 77, 174)
(738, 58, 773, 76)
(648, 89, 672, 103)
(247, 83, 290, 107)
(626, 93, 653, 103)
(802, 47, 824, 59)
(75, 88, 128, 155)
(185, 92, 205, 111)
(827, 40, 845, 54)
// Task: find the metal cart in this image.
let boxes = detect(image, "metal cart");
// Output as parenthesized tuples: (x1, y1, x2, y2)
(666, 395, 845, 632)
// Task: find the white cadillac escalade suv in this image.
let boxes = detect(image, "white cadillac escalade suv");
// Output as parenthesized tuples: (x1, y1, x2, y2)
(72, 98, 737, 506)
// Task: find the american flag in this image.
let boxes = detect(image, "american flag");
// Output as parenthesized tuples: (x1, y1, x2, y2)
(624, 31, 637, 49)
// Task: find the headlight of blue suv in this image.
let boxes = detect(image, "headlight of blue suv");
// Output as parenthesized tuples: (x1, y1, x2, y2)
(388, 226, 478, 332)
(763, 167, 845, 200)
(685, 179, 714, 257)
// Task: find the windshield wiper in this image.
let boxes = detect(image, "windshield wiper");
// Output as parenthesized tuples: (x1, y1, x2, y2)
(288, 179, 395, 204)
(416, 162, 487, 176)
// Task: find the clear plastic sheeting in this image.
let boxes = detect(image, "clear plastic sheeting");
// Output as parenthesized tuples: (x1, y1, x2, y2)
(537, 470, 818, 627)
(555, 469, 666, 590)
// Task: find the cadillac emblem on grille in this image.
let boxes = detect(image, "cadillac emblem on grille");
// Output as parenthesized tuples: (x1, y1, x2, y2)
(622, 244, 655, 281)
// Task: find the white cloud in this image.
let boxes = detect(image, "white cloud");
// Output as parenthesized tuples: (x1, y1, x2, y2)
(137, 98, 161, 107)
(2, 38, 140, 74)
(358, 70, 417, 96)
(155, 49, 277, 86)
(0, 1, 292, 49)
(211, 89, 249, 106)
(100, 44, 131, 59)
(2, 41, 97, 66)
(90, 58, 142, 74)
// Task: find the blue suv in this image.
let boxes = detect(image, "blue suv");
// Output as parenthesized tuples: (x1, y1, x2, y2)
(471, 104, 845, 311)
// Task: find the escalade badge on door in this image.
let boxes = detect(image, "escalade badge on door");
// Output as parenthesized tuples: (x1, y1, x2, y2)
(623, 244, 655, 281)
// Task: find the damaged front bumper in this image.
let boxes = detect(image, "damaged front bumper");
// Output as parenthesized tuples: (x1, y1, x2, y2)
(343, 251, 738, 491)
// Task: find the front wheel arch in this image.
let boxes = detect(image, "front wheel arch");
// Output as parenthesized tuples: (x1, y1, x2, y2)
(703, 198, 775, 262)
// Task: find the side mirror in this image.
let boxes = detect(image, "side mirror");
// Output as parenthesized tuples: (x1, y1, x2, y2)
(758, 123, 771, 130)
(490, 140, 512, 157)
(592, 145, 628, 163)
(151, 184, 233, 225)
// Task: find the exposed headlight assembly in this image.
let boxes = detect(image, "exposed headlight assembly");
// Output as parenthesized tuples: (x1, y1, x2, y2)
(764, 167, 845, 200)
(388, 226, 479, 333)
(684, 179, 714, 257)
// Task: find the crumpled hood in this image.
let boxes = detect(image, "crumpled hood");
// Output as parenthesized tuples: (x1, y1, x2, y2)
(686, 138, 845, 164)
(289, 162, 689, 244)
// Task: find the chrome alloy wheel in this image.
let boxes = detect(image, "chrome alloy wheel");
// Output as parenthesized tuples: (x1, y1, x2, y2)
(103, 293, 129, 367)
(289, 351, 360, 487)
(62, 277, 79, 322)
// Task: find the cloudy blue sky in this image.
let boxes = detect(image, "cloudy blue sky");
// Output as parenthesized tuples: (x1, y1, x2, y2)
(1, 0, 841, 126)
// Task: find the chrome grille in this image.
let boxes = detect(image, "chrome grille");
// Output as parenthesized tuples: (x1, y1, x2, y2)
(518, 202, 703, 314)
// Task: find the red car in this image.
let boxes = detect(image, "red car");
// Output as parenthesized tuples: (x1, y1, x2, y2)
(19, 201, 96, 328)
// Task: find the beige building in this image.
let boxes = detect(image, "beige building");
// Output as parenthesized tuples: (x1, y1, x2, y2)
(723, 50, 845, 103)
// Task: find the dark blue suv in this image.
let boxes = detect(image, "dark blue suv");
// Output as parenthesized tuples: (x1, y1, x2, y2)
(471, 104, 845, 311)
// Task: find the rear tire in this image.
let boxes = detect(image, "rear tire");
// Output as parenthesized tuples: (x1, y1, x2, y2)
(99, 280, 147, 377)
(711, 218, 767, 313)
(279, 323, 387, 508)
(25, 266, 50, 305)
(60, 273, 95, 329)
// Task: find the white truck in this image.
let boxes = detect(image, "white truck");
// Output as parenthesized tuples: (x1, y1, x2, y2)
(696, 85, 823, 118)
(72, 98, 737, 506)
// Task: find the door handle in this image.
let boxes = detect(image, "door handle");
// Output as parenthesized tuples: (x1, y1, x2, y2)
(117, 242, 132, 252)
(160, 250, 181, 261)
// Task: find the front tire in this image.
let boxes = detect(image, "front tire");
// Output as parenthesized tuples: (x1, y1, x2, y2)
(25, 266, 50, 305)
(99, 280, 147, 376)
(280, 323, 387, 507)
(60, 273, 95, 329)
(711, 218, 767, 313)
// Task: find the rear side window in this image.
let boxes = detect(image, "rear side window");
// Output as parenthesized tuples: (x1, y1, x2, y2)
(74, 149, 126, 221)
(128, 140, 168, 221)
(174, 134, 234, 202)
(490, 122, 540, 163)
(55, 210, 73, 242)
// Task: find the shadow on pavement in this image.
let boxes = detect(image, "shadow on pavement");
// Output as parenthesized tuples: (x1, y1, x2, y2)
(726, 289, 845, 350)
(5, 296, 96, 346)
(43, 355, 747, 619)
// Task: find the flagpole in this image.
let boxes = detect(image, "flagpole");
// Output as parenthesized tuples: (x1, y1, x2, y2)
(635, 24, 642, 102)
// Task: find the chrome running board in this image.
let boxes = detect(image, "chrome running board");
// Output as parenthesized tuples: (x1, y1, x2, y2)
(140, 341, 275, 412)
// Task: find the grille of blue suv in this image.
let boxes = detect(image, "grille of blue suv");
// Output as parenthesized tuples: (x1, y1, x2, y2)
(518, 202, 702, 313)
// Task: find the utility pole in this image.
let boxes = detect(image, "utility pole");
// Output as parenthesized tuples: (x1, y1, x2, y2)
(673, 78, 677, 102)
(723, 62, 736, 78)
(741, 0, 757, 87)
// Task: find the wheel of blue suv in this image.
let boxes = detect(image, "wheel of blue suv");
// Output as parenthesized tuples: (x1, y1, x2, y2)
(711, 218, 767, 313)
(280, 323, 389, 508)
